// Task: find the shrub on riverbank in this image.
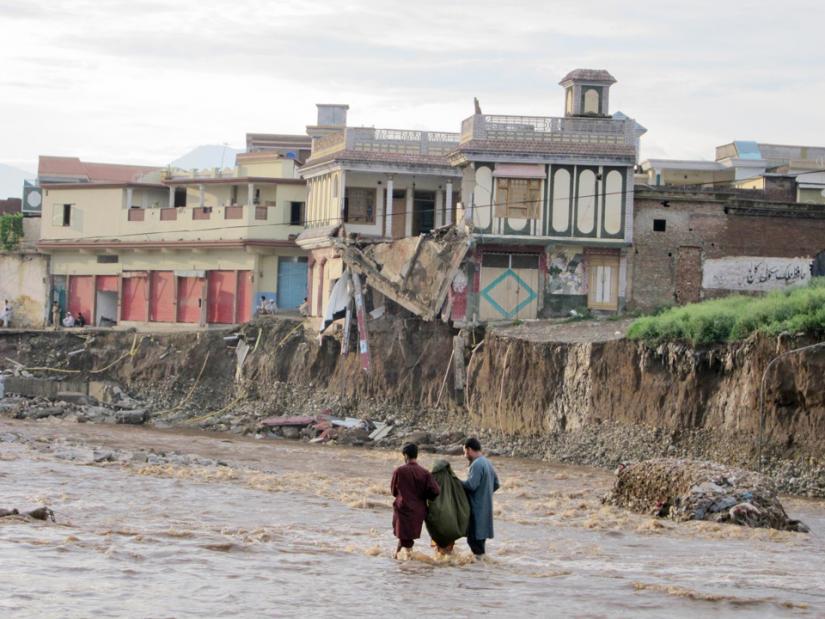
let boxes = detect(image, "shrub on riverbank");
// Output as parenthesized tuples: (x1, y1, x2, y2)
(627, 278, 825, 345)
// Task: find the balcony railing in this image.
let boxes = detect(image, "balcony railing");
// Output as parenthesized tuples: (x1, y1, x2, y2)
(460, 114, 636, 146)
(309, 127, 460, 161)
(224, 206, 243, 220)
(123, 204, 281, 226)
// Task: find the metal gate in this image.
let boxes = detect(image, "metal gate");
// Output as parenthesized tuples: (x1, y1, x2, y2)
(177, 276, 203, 324)
(277, 257, 308, 310)
(479, 252, 539, 321)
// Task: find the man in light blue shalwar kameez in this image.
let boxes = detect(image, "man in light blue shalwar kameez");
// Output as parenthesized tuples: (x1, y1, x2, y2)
(462, 437, 500, 557)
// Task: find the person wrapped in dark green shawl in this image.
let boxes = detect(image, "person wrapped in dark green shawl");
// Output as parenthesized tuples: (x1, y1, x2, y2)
(425, 459, 471, 553)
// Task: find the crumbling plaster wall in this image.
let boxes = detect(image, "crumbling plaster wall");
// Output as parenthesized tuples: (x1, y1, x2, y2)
(0, 252, 49, 327)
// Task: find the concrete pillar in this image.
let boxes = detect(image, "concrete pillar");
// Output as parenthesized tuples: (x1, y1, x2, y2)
(445, 182, 453, 225)
(168, 185, 174, 208)
(247, 182, 254, 206)
(405, 189, 413, 237)
(385, 177, 394, 238)
(375, 185, 383, 235)
(338, 170, 347, 222)
(126, 187, 133, 209)
(435, 189, 444, 228)
(198, 184, 205, 208)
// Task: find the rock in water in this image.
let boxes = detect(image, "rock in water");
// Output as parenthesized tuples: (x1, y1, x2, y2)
(604, 458, 808, 532)
(115, 409, 147, 425)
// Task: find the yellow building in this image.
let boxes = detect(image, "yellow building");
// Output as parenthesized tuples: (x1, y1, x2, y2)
(298, 104, 461, 320)
(38, 152, 308, 327)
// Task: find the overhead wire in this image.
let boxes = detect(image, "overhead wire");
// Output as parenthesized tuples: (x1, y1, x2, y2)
(42, 166, 824, 244)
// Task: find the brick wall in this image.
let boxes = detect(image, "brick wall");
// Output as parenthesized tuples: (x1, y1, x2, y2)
(629, 190, 825, 311)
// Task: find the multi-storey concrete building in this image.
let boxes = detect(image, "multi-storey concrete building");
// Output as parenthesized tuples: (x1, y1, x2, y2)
(37, 152, 308, 327)
(298, 104, 462, 318)
(299, 70, 647, 324)
(450, 69, 646, 320)
(641, 141, 825, 204)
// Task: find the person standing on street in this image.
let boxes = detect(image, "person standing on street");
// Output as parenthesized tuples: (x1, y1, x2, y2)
(1, 300, 11, 328)
(51, 301, 61, 329)
(390, 443, 440, 558)
(462, 437, 500, 558)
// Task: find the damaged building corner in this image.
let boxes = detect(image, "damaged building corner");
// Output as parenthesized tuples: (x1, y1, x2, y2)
(341, 226, 471, 323)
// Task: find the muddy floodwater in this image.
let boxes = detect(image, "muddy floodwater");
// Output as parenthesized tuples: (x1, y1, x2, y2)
(2, 419, 825, 618)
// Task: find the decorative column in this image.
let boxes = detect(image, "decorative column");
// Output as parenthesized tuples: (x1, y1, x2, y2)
(445, 181, 453, 225)
(338, 170, 347, 222)
(385, 177, 394, 238)
(405, 189, 413, 237)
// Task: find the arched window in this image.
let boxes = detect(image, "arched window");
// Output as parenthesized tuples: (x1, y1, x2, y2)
(582, 87, 602, 115)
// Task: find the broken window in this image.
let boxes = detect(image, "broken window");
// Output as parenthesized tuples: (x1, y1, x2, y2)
(62, 203, 71, 226)
(344, 187, 375, 224)
(495, 178, 541, 219)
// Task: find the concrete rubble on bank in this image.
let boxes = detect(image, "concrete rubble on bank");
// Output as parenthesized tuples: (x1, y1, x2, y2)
(604, 458, 809, 532)
(0, 374, 149, 426)
(260, 411, 467, 454)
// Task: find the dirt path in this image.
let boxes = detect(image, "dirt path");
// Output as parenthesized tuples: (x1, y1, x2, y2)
(491, 318, 635, 344)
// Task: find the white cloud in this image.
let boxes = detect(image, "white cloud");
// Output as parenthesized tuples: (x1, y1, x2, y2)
(0, 0, 823, 169)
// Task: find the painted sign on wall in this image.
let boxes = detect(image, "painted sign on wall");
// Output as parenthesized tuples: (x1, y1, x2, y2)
(702, 256, 812, 292)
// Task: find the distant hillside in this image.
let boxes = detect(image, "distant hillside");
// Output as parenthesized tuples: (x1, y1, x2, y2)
(170, 145, 241, 171)
(0, 164, 34, 199)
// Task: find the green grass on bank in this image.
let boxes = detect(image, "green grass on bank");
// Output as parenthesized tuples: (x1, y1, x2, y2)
(627, 278, 825, 346)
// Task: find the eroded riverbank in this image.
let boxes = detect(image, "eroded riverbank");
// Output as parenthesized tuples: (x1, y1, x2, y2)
(2, 417, 825, 618)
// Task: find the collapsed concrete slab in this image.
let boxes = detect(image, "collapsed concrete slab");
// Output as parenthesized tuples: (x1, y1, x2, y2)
(342, 227, 470, 321)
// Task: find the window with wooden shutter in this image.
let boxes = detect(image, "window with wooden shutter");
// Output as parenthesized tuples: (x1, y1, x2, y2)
(495, 178, 541, 219)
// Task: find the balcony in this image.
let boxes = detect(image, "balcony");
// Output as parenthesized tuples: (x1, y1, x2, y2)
(308, 127, 460, 163)
(459, 114, 637, 147)
(119, 204, 293, 241)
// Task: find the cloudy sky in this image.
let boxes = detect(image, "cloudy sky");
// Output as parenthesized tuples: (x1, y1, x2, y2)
(1, 0, 823, 172)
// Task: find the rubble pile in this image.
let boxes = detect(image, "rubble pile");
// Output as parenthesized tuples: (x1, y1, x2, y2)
(604, 458, 809, 532)
(0, 377, 148, 426)
(259, 412, 468, 454)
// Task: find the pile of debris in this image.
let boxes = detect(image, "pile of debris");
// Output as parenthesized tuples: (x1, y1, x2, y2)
(260, 412, 467, 454)
(0, 377, 148, 425)
(604, 458, 809, 532)
(261, 412, 383, 446)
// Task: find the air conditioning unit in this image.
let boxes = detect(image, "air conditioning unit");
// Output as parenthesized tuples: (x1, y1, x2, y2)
(22, 181, 42, 215)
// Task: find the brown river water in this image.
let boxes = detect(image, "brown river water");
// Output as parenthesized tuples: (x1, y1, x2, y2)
(2, 417, 825, 618)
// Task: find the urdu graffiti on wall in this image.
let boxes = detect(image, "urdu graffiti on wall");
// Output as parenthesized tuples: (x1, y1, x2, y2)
(548, 249, 586, 295)
(746, 261, 806, 286)
(702, 256, 812, 292)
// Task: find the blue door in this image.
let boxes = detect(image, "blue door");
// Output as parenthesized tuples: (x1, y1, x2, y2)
(277, 257, 308, 310)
